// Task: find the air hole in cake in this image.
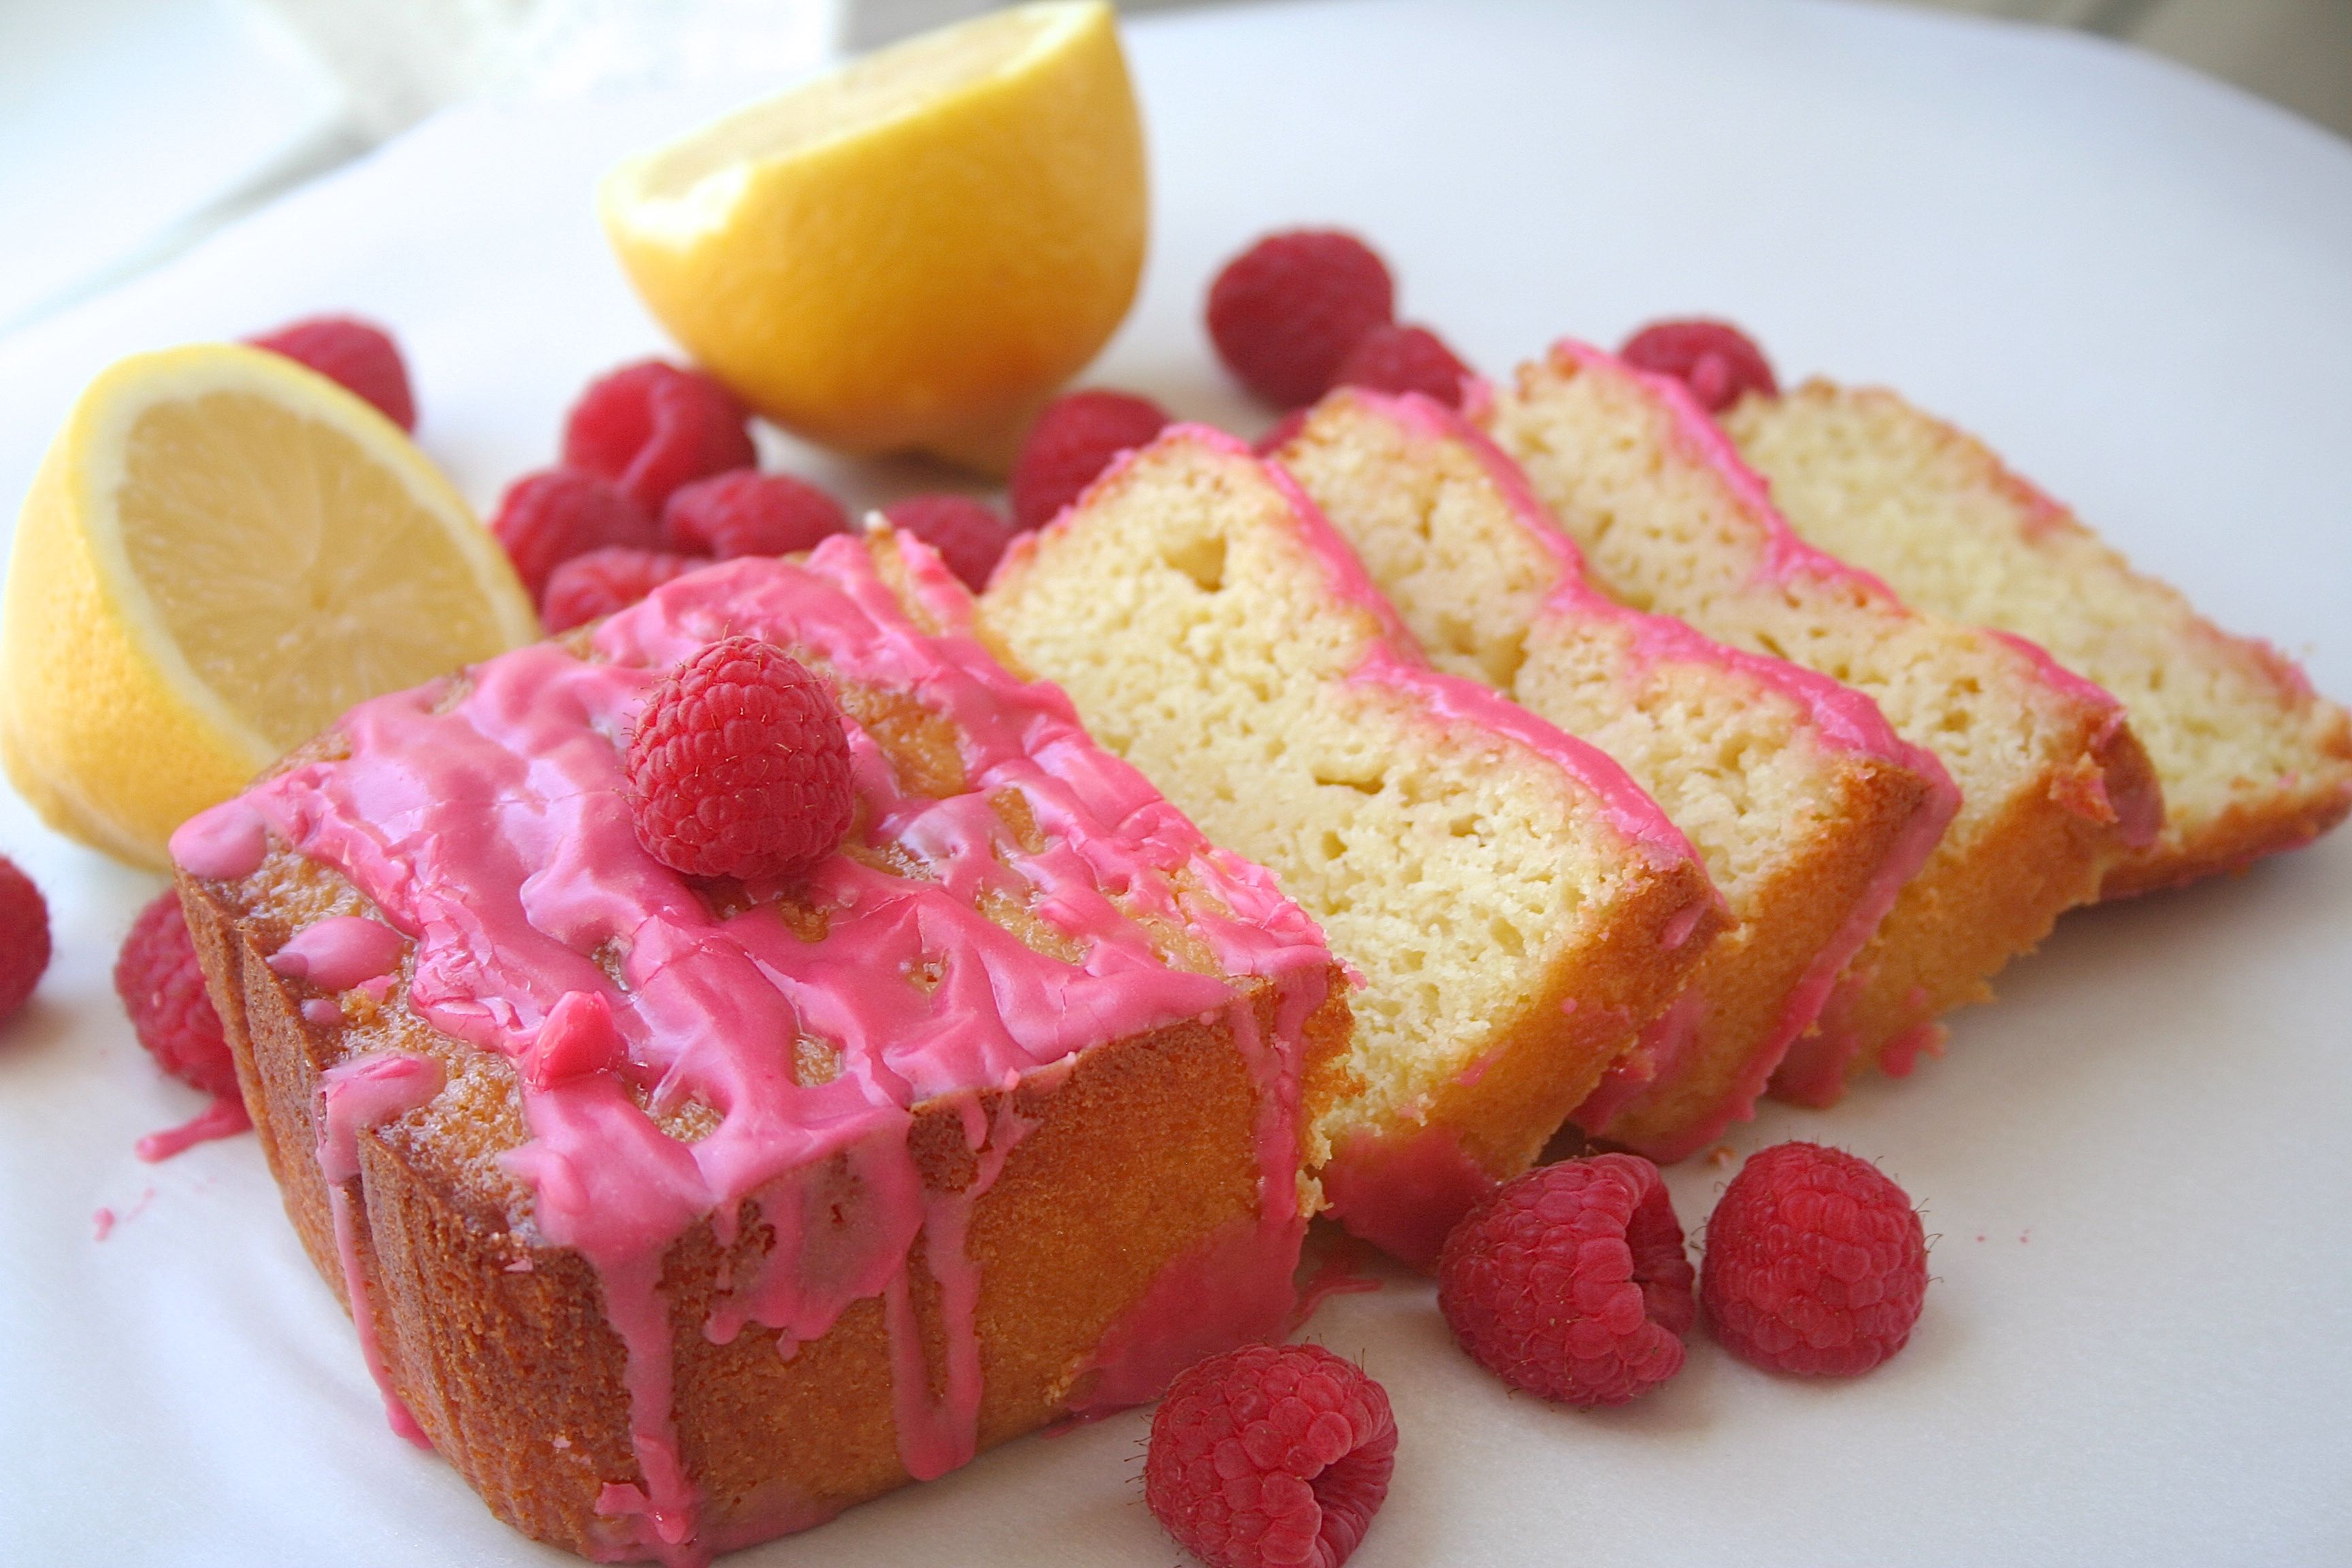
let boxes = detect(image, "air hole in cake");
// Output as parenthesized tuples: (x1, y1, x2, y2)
(1311, 767, 1385, 796)
(1319, 830, 1348, 862)
(1489, 919, 1526, 958)
(1161, 532, 1228, 593)
(1448, 814, 1481, 839)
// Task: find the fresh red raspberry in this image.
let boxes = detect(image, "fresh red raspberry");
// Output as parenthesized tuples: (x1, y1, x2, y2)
(881, 495, 1017, 592)
(1619, 319, 1780, 414)
(626, 638, 854, 881)
(1145, 1343, 1396, 1568)
(490, 468, 662, 600)
(563, 361, 757, 514)
(661, 469, 849, 559)
(1207, 231, 1396, 408)
(1007, 389, 1171, 530)
(247, 315, 416, 431)
(0, 856, 50, 1024)
(542, 547, 710, 632)
(1330, 323, 1473, 408)
(1436, 1153, 1695, 1407)
(1701, 1141, 1927, 1377)
(114, 891, 237, 1098)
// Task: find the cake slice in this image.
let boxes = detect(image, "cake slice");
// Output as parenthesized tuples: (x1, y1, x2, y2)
(1483, 343, 2161, 1102)
(1726, 379, 2352, 898)
(972, 424, 1725, 1266)
(169, 532, 1350, 1564)
(1275, 389, 1956, 1160)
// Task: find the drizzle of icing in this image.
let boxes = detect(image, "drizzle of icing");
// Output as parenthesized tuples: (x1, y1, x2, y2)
(269, 915, 403, 991)
(316, 1050, 446, 1448)
(201, 540, 1333, 1563)
(1315, 1124, 1498, 1274)
(169, 798, 268, 879)
(134, 1093, 251, 1162)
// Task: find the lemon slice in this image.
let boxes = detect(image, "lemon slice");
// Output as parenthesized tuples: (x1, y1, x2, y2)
(0, 342, 538, 868)
(599, 0, 1147, 471)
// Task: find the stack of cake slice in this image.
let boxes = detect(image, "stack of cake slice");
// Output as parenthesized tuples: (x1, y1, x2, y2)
(172, 532, 1352, 1561)
(973, 424, 1725, 1264)
(1482, 342, 2163, 1102)
(1273, 387, 1957, 1159)
(1725, 378, 2352, 897)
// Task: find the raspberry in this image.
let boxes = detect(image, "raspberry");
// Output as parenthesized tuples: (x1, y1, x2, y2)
(542, 548, 710, 633)
(661, 469, 849, 559)
(114, 891, 237, 1098)
(1007, 389, 1171, 530)
(881, 494, 1017, 592)
(1330, 323, 1473, 408)
(1207, 231, 1396, 408)
(1619, 319, 1780, 414)
(1145, 1343, 1396, 1568)
(490, 468, 662, 600)
(0, 856, 50, 1024)
(247, 315, 416, 431)
(1435, 1153, 1695, 1407)
(1700, 1141, 1927, 1377)
(562, 361, 758, 514)
(626, 638, 854, 881)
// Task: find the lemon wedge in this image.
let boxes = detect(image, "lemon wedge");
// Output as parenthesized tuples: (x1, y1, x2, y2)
(0, 342, 538, 868)
(599, 0, 1147, 472)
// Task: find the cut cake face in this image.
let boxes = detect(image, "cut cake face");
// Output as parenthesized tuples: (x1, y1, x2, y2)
(1726, 378, 2352, 898)
(1275, 388, 1957, 1160)
(169, 533, 1349, 1565)
(973, 423, 1724, 1267)
(1482, 342, 2163, 1103)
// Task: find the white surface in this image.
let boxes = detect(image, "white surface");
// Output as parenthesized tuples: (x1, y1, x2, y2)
(3, 1, 2351, 1563)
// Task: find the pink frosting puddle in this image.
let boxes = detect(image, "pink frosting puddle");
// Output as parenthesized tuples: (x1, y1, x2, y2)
(1318, 1124, 1499, 1273)
(135, 1094, 251, 1163)
(191, 537, 1335, 1565)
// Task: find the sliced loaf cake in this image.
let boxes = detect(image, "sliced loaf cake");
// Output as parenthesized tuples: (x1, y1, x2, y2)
(1275, 388, 1955, 1159)
(1484, 343, 2161, 1102)
(971, 424, 1725, 1264)
(1727, 380, 2352, 898)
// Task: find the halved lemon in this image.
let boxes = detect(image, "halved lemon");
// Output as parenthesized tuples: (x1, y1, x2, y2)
(599, 0, 1147, 472)
(0, 342, 538, 868)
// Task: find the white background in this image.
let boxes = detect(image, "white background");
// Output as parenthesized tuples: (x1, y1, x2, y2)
(1, 1, 2348, 1563)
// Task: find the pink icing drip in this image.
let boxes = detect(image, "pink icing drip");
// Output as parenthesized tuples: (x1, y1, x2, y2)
(1066, 1210, 1306, 1413)
(169, 798, 269, 880)
(316, 1050, 446, 1448)
(1550, 340, 1912, 603)
(1350, 647, 1705, 876)
(1571, 985, 1710, 1134)
(1317, 1124, 1499, 1273)
(202, 542, 1329, 1561)
(268, 915, 403, 991)
(133, 1093, 250, 1162)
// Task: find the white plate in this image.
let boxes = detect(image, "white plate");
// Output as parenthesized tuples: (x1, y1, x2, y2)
(3, 2, 2349, 1563)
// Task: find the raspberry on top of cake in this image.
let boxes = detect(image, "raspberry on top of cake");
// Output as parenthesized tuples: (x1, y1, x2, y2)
(169, 532, 1348, 1565)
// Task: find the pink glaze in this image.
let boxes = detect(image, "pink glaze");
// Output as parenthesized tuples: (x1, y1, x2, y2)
(170, 800, 268, 879)
(1550, 340, 1914, 603)
(1318, 1124, 1498, 1273)
(1318, 391, 1959, 1159)
(316, 1050, 446, 1448)
(188, 542, 1333, 1565)
(134, 1093, 250, 1162)
(268, 915, 403, 991)
(1066, 1210, 1307, 1412)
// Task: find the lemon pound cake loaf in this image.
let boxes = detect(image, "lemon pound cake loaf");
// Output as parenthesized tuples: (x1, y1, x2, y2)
(1484, 343, 2161, 1102)
(973, 424, 1724, 1267)
(1275, 389, 1957, 1160)
(169, 534, 1350, 1565)
(1727, 380, 2352, 898)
